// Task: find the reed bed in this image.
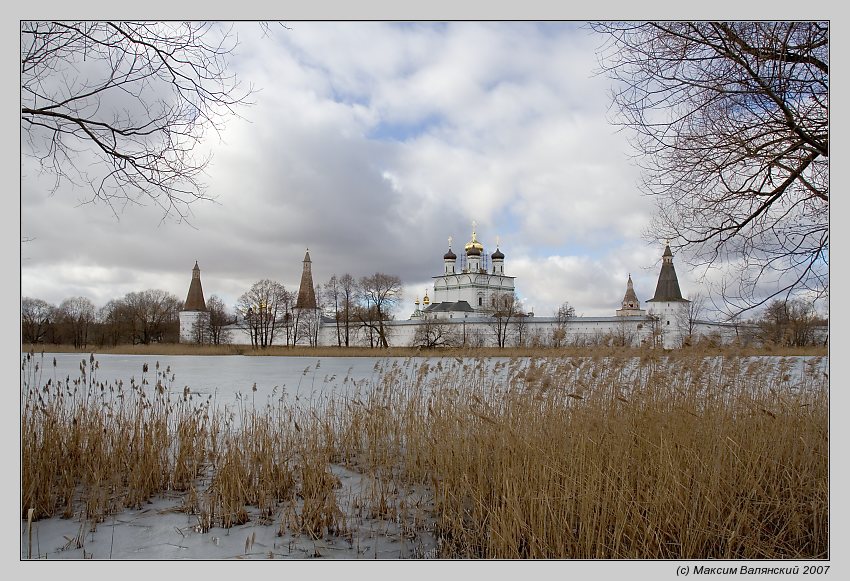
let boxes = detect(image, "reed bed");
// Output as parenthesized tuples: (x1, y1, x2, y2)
(21, 351, 828, 559)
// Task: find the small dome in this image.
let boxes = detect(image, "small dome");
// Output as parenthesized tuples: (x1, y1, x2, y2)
(444, 248, 457, 260)
(491, 248, 504, 260)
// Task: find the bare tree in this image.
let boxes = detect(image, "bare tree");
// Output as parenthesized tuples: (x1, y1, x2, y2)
(323, 275, 343, 346)
(592, 22, 828, 313)
(295, 293, 322, 347)
(123, 289, 181, 344)
(236, 279, 288, 348)
(358, 273, 403, 348)
(97, 299, 133, 346)
(757, 298, 822, 347)
(279, 290, 297, 347)
(354, 304, 380, 348)
(488, 292, 521, 349)
(513, 314, 529, 347)
(645, 313, 664, 349)
(21, 21, 254, 219)
(609, 319, 637, 347)
(58, 296, 96, 348)
(188, 314, 210, 345)
(338, 274, 357, 347)
(21, 297, 55, 344)
(413, 318, 460, 349)
(206, 295, 233, 345)
(321, 274, 357, 347)
(677, 293, 706, 346)
(551, 301, 575, 347)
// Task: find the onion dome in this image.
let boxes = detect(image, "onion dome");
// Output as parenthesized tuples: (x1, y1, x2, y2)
(423, 290, 430, 305)
(464, 223, 484, 255)
(491, 247, 504, 260)
(444, 235, 458, 260)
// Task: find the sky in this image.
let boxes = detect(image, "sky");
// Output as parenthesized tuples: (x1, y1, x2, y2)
(17, 21, 786, 319)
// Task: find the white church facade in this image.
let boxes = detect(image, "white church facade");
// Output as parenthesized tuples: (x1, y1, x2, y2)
(180, 228, 745, 350)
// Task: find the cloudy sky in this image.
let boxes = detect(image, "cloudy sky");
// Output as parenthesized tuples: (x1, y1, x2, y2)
(21, 21, 715, 319)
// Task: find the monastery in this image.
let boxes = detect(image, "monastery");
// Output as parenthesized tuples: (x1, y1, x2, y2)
(180, 227, 743, 349)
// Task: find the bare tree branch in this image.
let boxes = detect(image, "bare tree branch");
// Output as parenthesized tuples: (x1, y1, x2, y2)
(590, 21, 828, 314)
(21, 21, 255, 221)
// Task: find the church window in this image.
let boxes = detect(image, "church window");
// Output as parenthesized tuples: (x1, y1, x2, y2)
(478, 297, 483, 306)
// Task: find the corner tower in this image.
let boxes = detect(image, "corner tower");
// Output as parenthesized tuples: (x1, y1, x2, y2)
(295, 249, 318, 310)
(646, 244, 690, 347)
(179, 261, 211, 343)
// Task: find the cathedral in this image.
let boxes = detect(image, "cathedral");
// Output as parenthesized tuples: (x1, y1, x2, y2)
(180, 226, 741, 349)
(411, 223, 515, 320)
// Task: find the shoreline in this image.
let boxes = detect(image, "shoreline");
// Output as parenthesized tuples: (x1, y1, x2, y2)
(22, 342, 829, 358)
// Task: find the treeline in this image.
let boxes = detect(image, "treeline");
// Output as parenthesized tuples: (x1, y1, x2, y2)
(21, 281, 826, 350)
(233, 272, 403, 349)
(20, 271, 407, 350)
(21, 290, 230, 348)
(748, 298, 828, 348)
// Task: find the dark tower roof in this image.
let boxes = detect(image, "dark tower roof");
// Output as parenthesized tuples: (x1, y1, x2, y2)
(647, 245, 687, 302)
(491, 248, 504, 260)
(182, 261, 207, 311)
(444, 248, 457, 260)
(295, 249, 318, 310)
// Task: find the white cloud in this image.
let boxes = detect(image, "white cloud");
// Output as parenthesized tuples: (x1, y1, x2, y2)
(19, 22, 723, 319)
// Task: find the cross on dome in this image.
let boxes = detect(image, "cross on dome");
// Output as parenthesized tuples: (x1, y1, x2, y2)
(465, 219, 483, 253)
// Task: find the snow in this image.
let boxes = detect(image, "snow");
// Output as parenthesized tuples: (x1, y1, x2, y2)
(21, 462, 437, 561)
(19, 352, 830, 569)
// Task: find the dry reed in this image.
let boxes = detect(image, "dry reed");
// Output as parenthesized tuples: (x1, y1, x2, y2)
(21, 350, 828, 559)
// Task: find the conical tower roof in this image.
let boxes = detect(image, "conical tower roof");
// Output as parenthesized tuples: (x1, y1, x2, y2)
(647, 245, 687, 302)
(295, 249, 318, 310)
(183, 261, 207, 311)
(621, 274, 640, 307)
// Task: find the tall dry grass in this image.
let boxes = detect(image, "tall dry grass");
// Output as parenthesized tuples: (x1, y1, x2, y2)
(21, 351, 828, 559)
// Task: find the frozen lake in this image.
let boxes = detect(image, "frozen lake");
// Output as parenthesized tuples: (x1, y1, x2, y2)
(22, 352, 828, 409)
(21, 352, 431, 408)
(20, 350, 828, 560)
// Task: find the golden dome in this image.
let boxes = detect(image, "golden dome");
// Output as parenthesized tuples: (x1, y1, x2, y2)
(464, 222, 484, 254)
(423, 290, 430, 305)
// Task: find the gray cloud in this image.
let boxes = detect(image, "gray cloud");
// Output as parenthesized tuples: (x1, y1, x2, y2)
(21, 22, 710, 318)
